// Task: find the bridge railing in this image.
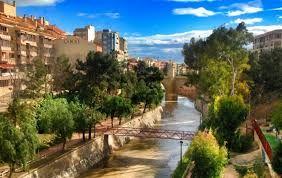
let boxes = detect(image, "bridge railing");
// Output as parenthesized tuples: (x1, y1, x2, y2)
(252, 120, 272, 160)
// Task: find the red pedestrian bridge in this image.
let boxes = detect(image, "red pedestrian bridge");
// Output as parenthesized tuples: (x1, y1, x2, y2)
(98, 127, 196, 140)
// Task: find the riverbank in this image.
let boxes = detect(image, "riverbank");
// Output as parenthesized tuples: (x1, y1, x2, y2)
(17, 106, 163, 178)
(81, 97, 201, 178)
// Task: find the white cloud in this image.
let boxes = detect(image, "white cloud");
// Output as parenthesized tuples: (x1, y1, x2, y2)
(173, 7, 216, 17)
(162, 48, 182, 53)
(247, 25, 282, 36)
(271, 7, 282, 11)
(222, 0, 263, 16)
(77, 12, 120, 19)
(169, 0, 216, 2)
(232, 18, 263, 25)
(15, 0, 63, 7)
(126, 30, 212, 45)
(279, 16, 282, 19)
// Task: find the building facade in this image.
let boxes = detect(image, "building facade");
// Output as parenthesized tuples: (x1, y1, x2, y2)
(54, 35, 101, 67)
(73, 25, 95, 42)
(253, 29, 282, 52)
(0, 0, 65, 91)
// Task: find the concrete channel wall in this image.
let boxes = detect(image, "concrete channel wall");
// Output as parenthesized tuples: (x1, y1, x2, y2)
(19, 106, 163, 178)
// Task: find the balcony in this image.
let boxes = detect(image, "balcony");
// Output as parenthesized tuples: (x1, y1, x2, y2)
(0, 46, 12, 52)
(0, 33, 11, 41)
(29, 51, 38, 57)
(43, 43, 53, 49)
(20, 51, 27, 56)
(20, 39, 37, 47)
(0, 58, 16, 65)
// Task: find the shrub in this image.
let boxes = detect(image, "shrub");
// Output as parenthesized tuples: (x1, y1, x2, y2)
(187, 131, 228, 178)
(205, 95, 249, 149)
(235, 165, 249, 177)
(253, 158, 265, 178)
(271, 141, 282, 174)
(231, 131, 253, 153)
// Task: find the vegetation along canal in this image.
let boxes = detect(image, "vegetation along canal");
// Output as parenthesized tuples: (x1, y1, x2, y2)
(81, 96, 201, 178)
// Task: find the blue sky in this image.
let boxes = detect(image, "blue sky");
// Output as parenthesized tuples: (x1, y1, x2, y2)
(16, 0, 282, 62)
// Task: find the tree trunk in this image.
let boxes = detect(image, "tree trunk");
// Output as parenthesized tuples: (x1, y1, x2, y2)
(231, 71, 237, 96)
(9, 164, 14, 178)
(93, 123, 96, 138)
(62, 139, 66, 151)
(143, 103, 147, 114)
(88, 125, 92, 140)
(82, 130, 86, 142)
(111, 117, 114, 128)
(119, 117, 122, 125)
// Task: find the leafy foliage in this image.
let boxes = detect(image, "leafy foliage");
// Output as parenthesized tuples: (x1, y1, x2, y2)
(202, 95, 249, 149)
(102, 96, 132, 127)
(187, 131, 228, 178)
(271, 100, 282, 131)
(183, 23, 252, 98)
(0, 111, 38, 176)
(37, 97, 74, 150)
(50, 55, 72, 93)
(23, 58, 48, 98)
(271, 141, 282, 174)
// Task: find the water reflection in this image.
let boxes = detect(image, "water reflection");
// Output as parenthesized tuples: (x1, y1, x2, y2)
(80, 96, 200, 178)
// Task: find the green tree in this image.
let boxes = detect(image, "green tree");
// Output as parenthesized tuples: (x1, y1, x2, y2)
(132, 80, 164, 113)
(271, 101, 282, 135)
(69, 101, 88, 141)
(249, 48, 282, 96)
(50, 55, 72, 93)
(86, 108, 104, 139)
(187, 131, 228, 178)
(204, 95, 249, 149)
(0, 116, 38, 177)
(102, 96, 133, 128)
(271, 141, 282, 174)
(37, 97, 74, 150)
(23, 58, 48, 98)
(73, 51, 122, 107)
(183, 23, 253, 98)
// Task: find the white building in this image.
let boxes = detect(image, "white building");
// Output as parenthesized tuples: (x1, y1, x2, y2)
(101, 29, 120, 54)
(253, 29, 282, 52)
(73, 25, 95, 42)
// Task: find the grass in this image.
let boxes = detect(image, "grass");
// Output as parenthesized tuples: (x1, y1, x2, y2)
(263, 132, 280, 151)
(172, 153, 191, 178)
(37, 134, 56, 151)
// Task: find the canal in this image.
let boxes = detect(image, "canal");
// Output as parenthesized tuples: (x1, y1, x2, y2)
(81, 96, 201, 178)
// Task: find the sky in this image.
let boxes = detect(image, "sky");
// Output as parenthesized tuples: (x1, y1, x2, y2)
(15, 0, 282, 63)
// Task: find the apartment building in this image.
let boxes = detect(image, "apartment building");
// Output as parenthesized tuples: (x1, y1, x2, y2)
(96, 29, 128, 61)
(54, 35, 102, 67)
(0, 0, 65, 91)
(74, 25, 95, 42)
(253, 29, 282, 52)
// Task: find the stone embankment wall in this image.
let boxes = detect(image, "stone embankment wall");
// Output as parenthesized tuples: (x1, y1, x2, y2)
(19, 106, 163, 178)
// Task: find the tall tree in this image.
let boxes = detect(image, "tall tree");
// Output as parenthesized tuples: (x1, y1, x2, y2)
(50, 55, 72, 93)
(0, 110, 38, 177)
(73, 51, 122, 107)
(23, 58, 48, 98)
(102, 96, 133, 128)
(37, 97, 74, 150)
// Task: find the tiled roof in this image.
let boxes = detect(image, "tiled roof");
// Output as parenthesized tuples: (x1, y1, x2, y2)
(0, 12, 66, 39)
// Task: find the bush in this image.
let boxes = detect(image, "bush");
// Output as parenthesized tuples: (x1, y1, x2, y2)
(235, 165, 249, 177)
(204, 95, 249, 149)
(187, 131, 228, 178)
(271, 141, 282, 174)
(231, 131, 253, 153)
(253, 158, 265, 178)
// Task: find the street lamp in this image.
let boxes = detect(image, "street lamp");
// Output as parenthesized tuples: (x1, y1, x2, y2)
(180, 140, 183, 167)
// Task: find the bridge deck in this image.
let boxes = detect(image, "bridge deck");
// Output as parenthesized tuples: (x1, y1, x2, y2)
(101, 127, 195, 140)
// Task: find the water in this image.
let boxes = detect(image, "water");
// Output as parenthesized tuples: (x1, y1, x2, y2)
(81, 96, 201, 178)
